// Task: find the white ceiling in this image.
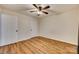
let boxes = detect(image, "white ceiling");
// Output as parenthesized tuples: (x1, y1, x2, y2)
(0, 4, 78, 18)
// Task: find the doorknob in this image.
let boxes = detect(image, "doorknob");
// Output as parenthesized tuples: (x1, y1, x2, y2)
(16, 30, 18, 32)
(30, 29, 32, 31)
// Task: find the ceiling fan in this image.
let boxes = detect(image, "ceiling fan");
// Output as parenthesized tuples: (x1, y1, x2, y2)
(29, 4, 50, 16)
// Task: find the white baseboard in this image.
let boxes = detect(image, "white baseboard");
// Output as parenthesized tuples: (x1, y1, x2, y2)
(0, 35, 77, 46)
(0, 35, 36, 46)
(39, 35, 78, 45)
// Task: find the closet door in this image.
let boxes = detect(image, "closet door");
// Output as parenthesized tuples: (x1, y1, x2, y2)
(30, 19, 38, 36)
(18, 15, 32, 40)
(1, 13, 17, 45)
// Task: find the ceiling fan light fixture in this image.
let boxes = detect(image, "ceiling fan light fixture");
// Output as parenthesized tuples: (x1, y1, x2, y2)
(37, 11, 42, 14)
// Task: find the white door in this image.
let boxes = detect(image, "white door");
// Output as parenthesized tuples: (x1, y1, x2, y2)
(1, 13, 17, 45)
(30, 19, 38, 36)
(18, 16, 31, 40)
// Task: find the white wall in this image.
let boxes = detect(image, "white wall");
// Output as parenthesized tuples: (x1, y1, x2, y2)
(39, 9, 78, 45)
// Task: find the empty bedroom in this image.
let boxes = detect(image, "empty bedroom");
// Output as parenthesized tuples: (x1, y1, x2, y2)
(0, 4, 79, 54)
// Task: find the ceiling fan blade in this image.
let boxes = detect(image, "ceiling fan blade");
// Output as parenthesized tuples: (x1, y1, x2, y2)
(33, 4, 38, 8)
(42, 11, 48, 14)
(43, 5, 50, 10)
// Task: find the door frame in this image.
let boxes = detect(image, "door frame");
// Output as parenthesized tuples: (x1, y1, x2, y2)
(78, 24, 79, 54)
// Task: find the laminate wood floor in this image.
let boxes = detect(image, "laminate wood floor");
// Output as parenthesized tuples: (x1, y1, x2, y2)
(0, 36, 77, 54)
